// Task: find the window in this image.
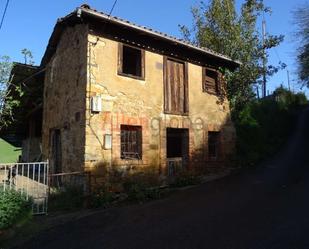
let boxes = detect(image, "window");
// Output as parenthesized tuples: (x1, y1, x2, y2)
(208, 131, 220, 160)
(203, 68, 219, 94)
(166, 128, 189, 158)
(120, 125, 142, 159)
(118, 43, 145, 79)
(164, 57, 188, 115)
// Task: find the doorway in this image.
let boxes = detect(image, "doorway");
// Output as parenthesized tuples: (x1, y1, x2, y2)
(166, 128, 189, 175)
(50, 129, 62, 174)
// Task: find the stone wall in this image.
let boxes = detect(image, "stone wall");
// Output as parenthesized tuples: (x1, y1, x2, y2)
(42, 24, 235, 176)
(42, 24, 88, 173)
(85, 33, 236, 175)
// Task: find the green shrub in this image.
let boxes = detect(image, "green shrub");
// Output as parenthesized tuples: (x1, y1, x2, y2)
(170, 171, 201, 188)
(293, 92, 308, 106)
(122, 169, 163, 202)
(89, 187, 116, 208)
(0, 188, 32, 230)
(233, 87, 307, 167)
(48, 185, 85, 211)
(122, 180, 163, 202)
(123, 181, 147, 202)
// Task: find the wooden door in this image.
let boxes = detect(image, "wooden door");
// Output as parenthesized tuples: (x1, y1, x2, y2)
(164, 58, 188, 114)
(50, 129, 62, 174)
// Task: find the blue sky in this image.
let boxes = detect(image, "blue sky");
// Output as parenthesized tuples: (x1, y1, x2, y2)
(0, 0, 308, 96)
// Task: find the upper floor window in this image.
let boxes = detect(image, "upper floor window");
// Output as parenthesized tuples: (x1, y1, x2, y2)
(118, 43, 145, 80)
(203, 68, 219, 95)
(163, 57, 188, 115)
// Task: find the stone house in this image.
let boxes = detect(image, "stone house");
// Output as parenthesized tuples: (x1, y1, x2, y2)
(41, 5, 239, 178)
(0, 62, 44, 162)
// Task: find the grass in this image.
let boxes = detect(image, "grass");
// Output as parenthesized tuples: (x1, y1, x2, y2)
(0, 139, 21, 163)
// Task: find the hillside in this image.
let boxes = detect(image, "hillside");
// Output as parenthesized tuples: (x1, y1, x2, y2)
(0, 138, 21, 163)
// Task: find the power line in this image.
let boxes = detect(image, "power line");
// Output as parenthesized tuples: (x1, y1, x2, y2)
(108, 0, 118, 17)
(0, 0, 10, 31)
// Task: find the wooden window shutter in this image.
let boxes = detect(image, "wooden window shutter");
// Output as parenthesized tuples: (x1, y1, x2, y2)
(118, 43, 123, 75)
(217, 71, 226, 97)
(117, 43, 145, 80)
(217, 71, 222, 96)
(141, 49, 145, 79)
(203, 68, 219, 95)
(163, 57, 188, 115)
(163, 56, 169, 112)
(184, 62, 189, 113)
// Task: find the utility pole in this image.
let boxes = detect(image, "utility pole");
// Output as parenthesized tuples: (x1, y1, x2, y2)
(262, 20, 267, 98)
(287, 70, 291, 91)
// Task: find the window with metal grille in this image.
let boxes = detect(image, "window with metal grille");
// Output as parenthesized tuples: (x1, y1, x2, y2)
(120, 125, 142, 159)
(203, 68, 219, 95)
(208, 131, 220, 160)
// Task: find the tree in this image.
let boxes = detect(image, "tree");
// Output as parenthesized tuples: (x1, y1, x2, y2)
(0, 48, 35, 129)
(180, 0, 284, 114)
(293, 4, 309, 88)
(21, 48, 34, 65)
(0, 55, 23, 129)
(0, 55, 14, 129)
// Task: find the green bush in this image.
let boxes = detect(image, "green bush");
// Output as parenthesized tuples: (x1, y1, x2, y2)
(48, 185, 85, 211)
(170, 171, 201, 188)
(233, 87, 307, 167)
(123, 181, 147, 201)
(274, 87, 308, 105)
(89, 187, 116, 208)
(293, 92, 308, 106)
(122, 170, 163, 202)
(122, 180, 163, 202)
(0, 188, 32, 230)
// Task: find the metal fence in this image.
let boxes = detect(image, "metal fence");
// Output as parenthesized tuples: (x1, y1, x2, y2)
(0, 162, 49, 215)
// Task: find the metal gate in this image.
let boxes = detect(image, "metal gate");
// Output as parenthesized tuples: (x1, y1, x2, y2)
(0, 162, 49, 215)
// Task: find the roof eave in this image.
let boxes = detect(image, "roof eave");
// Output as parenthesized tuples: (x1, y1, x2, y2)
(40, 11, 79, 67)
(78, 7, 241, 68)
(41, 7, 241, 69)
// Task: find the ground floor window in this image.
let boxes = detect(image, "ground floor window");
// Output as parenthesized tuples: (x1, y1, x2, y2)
(208, 131, 220, 160)
(166, 128, 189, 158)
(120, 125, 142, 159)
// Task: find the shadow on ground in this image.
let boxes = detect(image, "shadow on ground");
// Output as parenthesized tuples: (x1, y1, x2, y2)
(7, 108, 309, 249)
